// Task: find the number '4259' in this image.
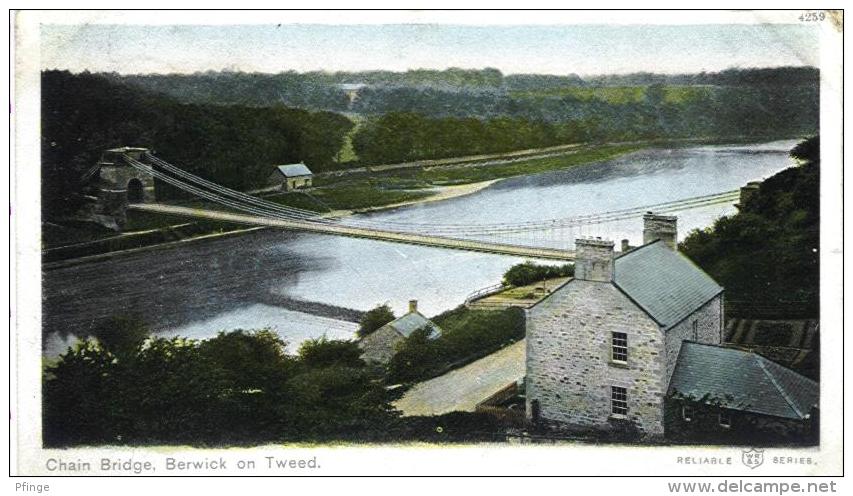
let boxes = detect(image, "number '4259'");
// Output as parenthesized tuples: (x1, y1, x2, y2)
(799, 11, 826, 22)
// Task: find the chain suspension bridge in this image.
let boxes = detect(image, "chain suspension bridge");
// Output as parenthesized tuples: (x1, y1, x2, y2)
(119, 152, 741, 261)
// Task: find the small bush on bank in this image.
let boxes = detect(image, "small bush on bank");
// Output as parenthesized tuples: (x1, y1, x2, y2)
(502, 262, 574, 287)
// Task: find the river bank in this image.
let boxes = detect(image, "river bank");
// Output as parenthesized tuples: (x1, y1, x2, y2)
(42, 140, 799, 357)
(42, 135, 797, 266)
(42, 178, 502, 269)
(42, 142, 641, 266)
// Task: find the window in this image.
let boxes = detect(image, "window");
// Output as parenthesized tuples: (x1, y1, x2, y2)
(611, 332, 628, 363)
(682, 405, 694, 422)
(611, 386, 628, 416)
(692, 320, 699, 341)
(719, 410, 732, 428)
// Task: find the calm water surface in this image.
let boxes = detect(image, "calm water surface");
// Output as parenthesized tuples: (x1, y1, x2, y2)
(42, 140, 798, 356)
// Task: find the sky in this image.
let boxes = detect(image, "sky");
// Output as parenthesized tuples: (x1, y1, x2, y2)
(39, 23, 819, 76)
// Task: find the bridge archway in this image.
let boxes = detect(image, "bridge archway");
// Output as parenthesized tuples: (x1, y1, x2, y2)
(127, 178, 144, 203)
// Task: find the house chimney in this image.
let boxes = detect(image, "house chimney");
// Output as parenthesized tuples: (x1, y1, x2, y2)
(643, 212, 678, 250)
(621, 239, 631, 252)
(574, 237, 614, 282)
(408, 299, 418, 313)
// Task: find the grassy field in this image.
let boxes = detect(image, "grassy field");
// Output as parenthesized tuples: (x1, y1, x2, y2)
(332, 113, 363, 164)
(511, 85, 716, 105)
(266, 184, 434, 213)
(402, 143, 641, 185)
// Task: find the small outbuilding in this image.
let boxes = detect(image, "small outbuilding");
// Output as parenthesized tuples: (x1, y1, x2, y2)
(359, 300, 443, 364)
(268, 163, 313, 191)
(666, 341, 819, 444)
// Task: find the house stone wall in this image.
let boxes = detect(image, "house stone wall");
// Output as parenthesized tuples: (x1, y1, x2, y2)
(525, 279, 667, 437)
(664, 294, 724, 385)
(358, 326, 404, 364)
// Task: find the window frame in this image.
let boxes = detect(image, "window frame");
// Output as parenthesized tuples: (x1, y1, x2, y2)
(611, 386, 628, 417)
(719, 409, 732, 428)
(692, 320, 699, 341)
(611, 331, 628, 364)
(682, 404, 695, 422)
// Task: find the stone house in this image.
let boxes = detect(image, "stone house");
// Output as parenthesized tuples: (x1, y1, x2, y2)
(268, 163, 313, 191)
(525, 213, 818, 442)
(359, 300, 443, 364)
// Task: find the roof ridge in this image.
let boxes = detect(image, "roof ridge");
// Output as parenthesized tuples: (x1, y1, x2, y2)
(754, 353, 804, 419)
(614, 238, 661, 259)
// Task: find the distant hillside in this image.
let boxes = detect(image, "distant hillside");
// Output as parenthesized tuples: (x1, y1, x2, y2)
(105, 66, 816, 111)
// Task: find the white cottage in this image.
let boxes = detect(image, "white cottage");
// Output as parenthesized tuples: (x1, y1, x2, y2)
(268, 163, 313, 191)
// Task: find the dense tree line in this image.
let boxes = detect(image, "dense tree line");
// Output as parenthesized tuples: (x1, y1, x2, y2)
(348, 78, 817, 164)
(43, 329, 397, 446)
(44, 321, 519, 446)
(351, 113, 569, 164)
(41, 70, 353, 219)
(680, 137, 819, 319)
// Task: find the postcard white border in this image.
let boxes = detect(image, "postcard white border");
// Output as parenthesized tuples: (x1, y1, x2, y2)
(10, 8, 845, 477)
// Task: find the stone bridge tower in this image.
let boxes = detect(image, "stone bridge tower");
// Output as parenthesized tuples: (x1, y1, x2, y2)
(89, 147, 156, 230)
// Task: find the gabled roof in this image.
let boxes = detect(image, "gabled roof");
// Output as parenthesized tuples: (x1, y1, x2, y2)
(668, 342, 818, 420)
(614, 240, 723, 329)
(273, 163, 313, 177)
(384, 312, 442, 339)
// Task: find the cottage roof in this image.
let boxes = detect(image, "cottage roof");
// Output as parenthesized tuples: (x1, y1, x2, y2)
(273, 163, 313, 178)
(614, 240, 723, 328)
(385, 312, 442, 339)
(668, 341, 818, 419)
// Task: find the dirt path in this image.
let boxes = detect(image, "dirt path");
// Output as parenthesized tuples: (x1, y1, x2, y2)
(393, 340, 526, 417)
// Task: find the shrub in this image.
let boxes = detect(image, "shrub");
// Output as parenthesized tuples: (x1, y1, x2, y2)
(43, 328, 395, 446)
(357, 303, 396, 337)
(502, 261, 574, 287)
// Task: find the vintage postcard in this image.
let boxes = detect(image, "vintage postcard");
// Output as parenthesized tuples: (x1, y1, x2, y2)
(10, 9, 844, 482)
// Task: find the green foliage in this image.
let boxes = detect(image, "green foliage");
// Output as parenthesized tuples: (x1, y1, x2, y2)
(41, 70, 354, 220)
(352, 113, 564, 165)
(502, 262, 574, 287)
(680, 137, 819, 319)
(90, 315, 150, 359)
(43, 328, 396, 446)
(387, 307, 525, 384)
(297, 337, 365, 369)
(357, 304, 396, 338)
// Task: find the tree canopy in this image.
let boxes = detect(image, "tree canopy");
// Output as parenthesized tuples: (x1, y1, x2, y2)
(680, 136, 819, 319)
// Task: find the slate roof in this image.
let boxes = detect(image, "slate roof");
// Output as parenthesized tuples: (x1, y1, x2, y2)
(668, 342, 819, 419)
(273, 163, 313, 177)
(614, 240, 723, 329)
(385, 312, 442, 339)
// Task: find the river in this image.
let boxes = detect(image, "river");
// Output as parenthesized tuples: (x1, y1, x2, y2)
(42, 140, 799, 356)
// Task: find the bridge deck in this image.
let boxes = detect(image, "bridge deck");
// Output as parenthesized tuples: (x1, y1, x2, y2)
(129, 203, 576, 261)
